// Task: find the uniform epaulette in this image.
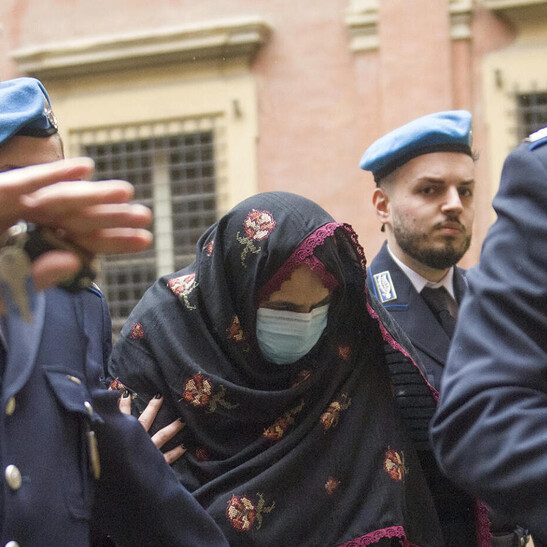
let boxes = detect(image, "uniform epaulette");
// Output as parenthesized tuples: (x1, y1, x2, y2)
(526, 127, 547, 151)
(85, 282, 103, 297)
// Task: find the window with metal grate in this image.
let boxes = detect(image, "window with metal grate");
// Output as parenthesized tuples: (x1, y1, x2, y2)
(517, 91, 547, 141)
(74, 119, 221, 335)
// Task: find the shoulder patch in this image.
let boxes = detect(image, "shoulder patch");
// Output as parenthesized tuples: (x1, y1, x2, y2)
(85, 282, 103, 297)
(372, 271, 397, 303)
(526, 126, 547, 151)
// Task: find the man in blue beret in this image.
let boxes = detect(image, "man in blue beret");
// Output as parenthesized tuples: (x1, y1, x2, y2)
(0, 77, 228, 546)
(361, 110, 474, 390)
(360, 111, 477, 545)
(431, 127, 547, 544)
(360, 112, 529, 546)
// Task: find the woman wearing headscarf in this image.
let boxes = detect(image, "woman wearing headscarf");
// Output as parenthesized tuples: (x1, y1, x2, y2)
(109, 192, 449, 546)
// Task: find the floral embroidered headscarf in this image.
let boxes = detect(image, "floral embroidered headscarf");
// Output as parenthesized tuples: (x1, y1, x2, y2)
(109, 192, 444, 546)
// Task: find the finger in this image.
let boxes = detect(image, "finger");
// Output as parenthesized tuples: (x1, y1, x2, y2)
(138, 395, 163, 432)
(150, 418, 185, 450)
(48, 203, 152, 233)
(31, 251, 82, 291)
(70, 228, 153, 255)
(163, 445, 186, 465)
(0, 157, 95, 195)
(118, 391, 132, 415)
(21, 180, 135, 217)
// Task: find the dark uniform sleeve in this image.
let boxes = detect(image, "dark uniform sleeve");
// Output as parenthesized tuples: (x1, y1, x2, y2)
(80, 289, 228, 546)
(90, 390, 228, 547)
(430, 137, 547, 542)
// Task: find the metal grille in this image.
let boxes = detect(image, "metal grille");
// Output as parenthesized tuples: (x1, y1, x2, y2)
(72, 118, 221, 335)
(516, 92, 547, 140)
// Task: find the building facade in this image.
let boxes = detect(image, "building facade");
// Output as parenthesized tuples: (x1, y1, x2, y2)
(1, 0, 546, 332)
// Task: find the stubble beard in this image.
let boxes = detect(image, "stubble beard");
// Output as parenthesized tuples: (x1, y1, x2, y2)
(393, 219, 472, 270)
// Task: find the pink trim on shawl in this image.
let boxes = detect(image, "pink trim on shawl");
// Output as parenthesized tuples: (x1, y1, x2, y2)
(336, 525, 422, 546)
(475, 499, 493, 547)
(366, 301, 439, 403)
(337, 223, 439, 402)
(257, 222, 342, 303)
(339, 223, 492, 544)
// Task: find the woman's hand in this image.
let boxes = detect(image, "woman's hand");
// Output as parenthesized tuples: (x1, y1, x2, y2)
(118, 391, 186, 465)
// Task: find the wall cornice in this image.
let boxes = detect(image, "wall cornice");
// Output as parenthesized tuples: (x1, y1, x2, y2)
(12, 17, 271, 79)
(483, 0, 547, 9)
(449, 0, 474, 40)
(345, 0, 379, 52)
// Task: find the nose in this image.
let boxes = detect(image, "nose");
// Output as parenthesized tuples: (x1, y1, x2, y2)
(441, 187, 463, 215)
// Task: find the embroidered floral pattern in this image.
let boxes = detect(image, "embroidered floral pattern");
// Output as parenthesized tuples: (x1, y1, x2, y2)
(226, 493, 275, 532)
(181, 373, 238, 413)
(338, 345, 351, 362)
(168, 273, 198, 310)
(194, 447, 211, 462)
(383, 448, 406, 482)
(109, 377, 127, 392)
(203, 239, 215, 256)
(227, 315, 250, 352)
(324, 476, 341, 495)
(236, 209, 276, 266)
(129, 322, 145, 340)
(320, 393, 352, 432)
(263, 400, 305, 442)
(291, 369, 312, 389)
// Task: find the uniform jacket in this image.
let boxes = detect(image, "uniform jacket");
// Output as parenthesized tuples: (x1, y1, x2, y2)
(0, 285, 228, 547)
(366, 242, 467, 389)
(431, 134, 547, 543)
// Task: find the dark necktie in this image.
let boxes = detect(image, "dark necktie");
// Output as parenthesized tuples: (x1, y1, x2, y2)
(420, 286, 458, 338)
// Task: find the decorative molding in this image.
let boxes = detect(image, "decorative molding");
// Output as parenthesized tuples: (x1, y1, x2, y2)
(449, 0, 474, 40)
(11, 17, 271, 79)
(345, 0, 379, 52)
(482, 0, 547, 10)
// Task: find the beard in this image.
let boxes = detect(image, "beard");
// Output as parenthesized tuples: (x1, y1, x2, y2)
(393, 218, 471, 270)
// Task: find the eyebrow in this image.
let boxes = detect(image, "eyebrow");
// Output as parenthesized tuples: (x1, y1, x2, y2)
(415, 177, 475, 185)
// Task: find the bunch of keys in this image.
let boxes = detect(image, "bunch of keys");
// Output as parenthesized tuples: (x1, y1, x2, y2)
(0, 221, 99, 322)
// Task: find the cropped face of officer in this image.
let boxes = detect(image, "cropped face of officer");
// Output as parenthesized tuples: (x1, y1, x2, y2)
(373, 151, 475, 277)
(0, 134, 63, 172)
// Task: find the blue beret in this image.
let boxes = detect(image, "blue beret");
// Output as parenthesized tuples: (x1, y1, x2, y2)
(0, 77, 58, 146)
(360, 110, 473, 183)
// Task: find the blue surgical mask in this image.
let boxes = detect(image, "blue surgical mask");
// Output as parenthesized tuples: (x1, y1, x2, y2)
(256, 303, 330, 365)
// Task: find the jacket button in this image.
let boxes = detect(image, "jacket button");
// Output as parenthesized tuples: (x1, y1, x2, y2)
(5, 465, 22, 491)
(5, 541, 20, 547)
(5, 397, 15, 416)
(84, 401, 94, 416)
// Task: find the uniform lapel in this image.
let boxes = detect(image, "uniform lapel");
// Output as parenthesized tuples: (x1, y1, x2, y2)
(368, 243, 451, 366)
(453, 267, 468, 304)
(2, 289, 46, 400)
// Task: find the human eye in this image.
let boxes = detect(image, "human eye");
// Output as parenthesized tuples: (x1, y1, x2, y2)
(261, 301, 299, 312)
(310, 294, 332, 311)
(459, 186, 474, 198)
(418, 185, 437, 196)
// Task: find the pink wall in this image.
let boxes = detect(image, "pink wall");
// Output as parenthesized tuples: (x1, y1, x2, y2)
(1, 0, 517, 266)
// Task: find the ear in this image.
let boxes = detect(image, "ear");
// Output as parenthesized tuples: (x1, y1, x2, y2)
(372, 187, 391, 227)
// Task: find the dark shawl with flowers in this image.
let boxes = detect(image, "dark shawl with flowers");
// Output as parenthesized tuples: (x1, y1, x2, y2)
(109, 192, 445, 546)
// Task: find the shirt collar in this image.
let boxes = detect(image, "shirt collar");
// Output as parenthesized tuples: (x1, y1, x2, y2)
(387, 244, 456, 299)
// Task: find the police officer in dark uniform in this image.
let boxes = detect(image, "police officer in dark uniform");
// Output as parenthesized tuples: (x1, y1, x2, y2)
(431, 128, 547, 545)
(0, 77, 228, 546)
(358, 111, 477, 546)
(360, 110, 474, 391)
(360, 112, 529, 546)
